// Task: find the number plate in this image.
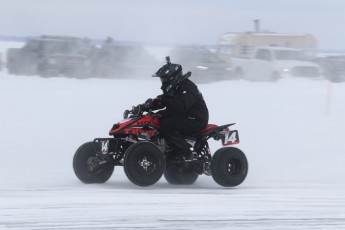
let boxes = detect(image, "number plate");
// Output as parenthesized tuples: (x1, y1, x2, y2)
(221, 130, 240, 146)
(101, 140, 109, 154)
(94, 139, 110, 155)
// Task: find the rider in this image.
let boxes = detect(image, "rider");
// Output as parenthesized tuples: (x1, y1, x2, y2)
(148, 57, 209, 160)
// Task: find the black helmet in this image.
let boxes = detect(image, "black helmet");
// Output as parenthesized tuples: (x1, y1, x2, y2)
(152, 56, 185, 96)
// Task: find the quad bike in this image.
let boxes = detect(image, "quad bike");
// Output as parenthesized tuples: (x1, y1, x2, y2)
(73, 102, 248, 187)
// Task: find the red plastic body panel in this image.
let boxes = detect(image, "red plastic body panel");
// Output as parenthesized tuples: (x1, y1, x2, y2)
(109, 115, 161, 136)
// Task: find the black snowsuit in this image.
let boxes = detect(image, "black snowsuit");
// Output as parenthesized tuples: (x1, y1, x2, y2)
(156, 78, 209, 156)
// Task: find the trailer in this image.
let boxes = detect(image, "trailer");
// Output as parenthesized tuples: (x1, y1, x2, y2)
(217, 32, 318, 62)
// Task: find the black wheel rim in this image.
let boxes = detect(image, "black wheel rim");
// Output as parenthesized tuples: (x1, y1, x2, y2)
(226, 158, 241, 176)
(86, 156, 109, 174)
(135, 152, 157, 175)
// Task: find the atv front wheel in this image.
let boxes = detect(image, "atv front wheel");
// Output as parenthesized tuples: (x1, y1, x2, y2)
(73, 142, 114, 184)
(164, 166, 199, 185)
(211, 147, 248, 187)
(124, 142, 165, 186)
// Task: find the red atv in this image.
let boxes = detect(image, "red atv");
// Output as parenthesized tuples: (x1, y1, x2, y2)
(73, 102, 248, 187)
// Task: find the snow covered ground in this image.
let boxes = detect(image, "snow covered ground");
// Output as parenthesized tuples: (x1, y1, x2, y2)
(0, 41, 345, 229)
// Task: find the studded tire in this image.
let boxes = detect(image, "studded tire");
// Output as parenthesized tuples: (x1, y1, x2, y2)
(211, 147, 248, 187)
(124, 142, 165, 187)
(73, 142, 114, 184)
(164, 166, 199, 185)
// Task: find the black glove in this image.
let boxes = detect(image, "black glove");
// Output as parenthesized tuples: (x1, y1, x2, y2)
(157, 94, 169, 102)
(152, 95, 167, 109)
(132, 105, 141, 114)
(156, 94, 166, 100)
(144, 98, 154, 109)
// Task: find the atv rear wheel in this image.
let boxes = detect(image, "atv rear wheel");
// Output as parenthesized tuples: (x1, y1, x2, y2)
(164, 166, 199, 185)
(73, 142, 114, 184)
(124, 142, 165, 187)
(211, 147, 248, 187)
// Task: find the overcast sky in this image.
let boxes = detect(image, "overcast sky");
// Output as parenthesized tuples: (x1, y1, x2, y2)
(0, 0, 344, 50)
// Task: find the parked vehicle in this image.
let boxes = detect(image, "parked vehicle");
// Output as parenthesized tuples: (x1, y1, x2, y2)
(169, 47, 234, 83)
(217, 20, 317, 62)
(315, 55, 345, 82)
(7, 35, 95, 77)
(73, 101, 248, 187)
(218, 32, 317, 62)
(232, 47, 323, 81)
(90, 43, 158, 79)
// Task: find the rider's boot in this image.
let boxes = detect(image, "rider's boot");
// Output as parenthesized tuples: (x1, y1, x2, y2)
(165, 131, 193, 161)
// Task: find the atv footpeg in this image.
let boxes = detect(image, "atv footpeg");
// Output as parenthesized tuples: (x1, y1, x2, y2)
(167, 151, 197, 162)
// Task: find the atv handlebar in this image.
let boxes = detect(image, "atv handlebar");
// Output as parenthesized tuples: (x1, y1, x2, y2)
(124, 97, 165, 119)
(123, 102, 152, 119)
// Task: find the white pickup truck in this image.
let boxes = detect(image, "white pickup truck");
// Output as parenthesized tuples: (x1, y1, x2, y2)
(232, 47, 323, 81)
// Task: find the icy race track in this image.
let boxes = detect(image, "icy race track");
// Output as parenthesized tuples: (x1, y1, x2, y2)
(1, 181, 345, 229)
(1, 68, 345, 229)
